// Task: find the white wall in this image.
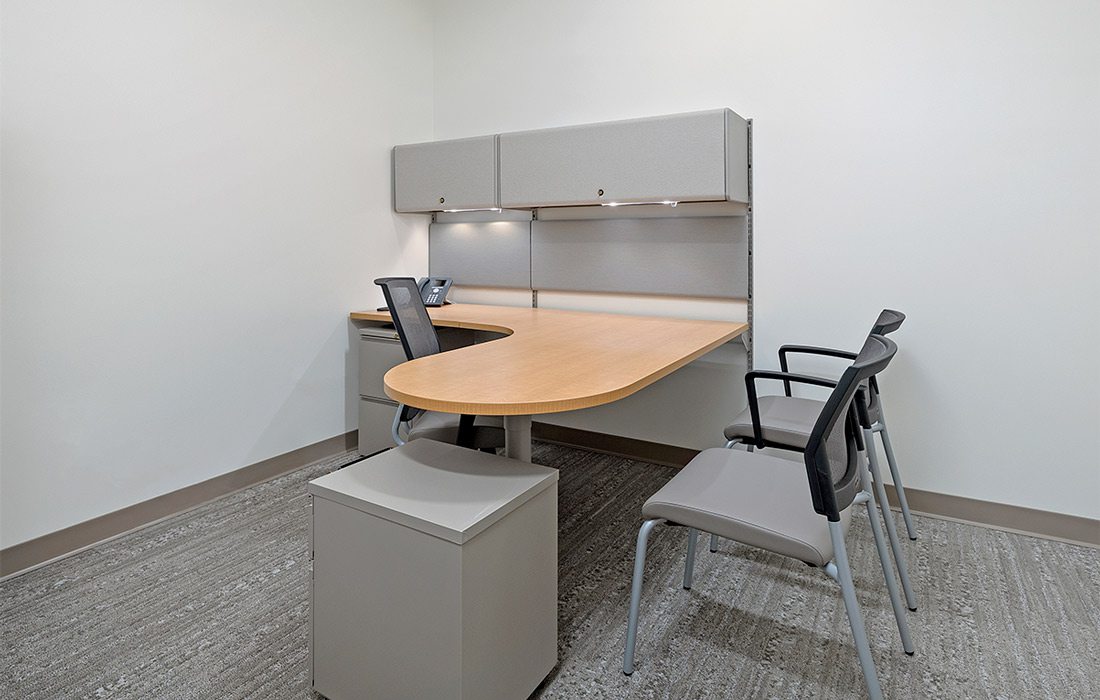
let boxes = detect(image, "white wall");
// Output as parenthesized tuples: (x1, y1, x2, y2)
(0, 0, 434, 547)
(432, 0, 1100, 518)
(3, 0, 1096, 551)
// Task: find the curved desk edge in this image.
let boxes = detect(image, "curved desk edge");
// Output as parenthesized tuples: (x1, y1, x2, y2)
(350, 304, 749, 416)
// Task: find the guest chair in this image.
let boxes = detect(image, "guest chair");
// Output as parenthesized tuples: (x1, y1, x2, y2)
(716, 309, 917, 611)
(729, 309, 915, 538)
(374, 277, 505, 451)
(623, 335, 912, 700)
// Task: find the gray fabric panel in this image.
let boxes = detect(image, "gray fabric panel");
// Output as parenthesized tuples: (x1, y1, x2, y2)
(641, 447, 849, 566)
(531, 217, 747, 298)
(429, 220, 531, 289)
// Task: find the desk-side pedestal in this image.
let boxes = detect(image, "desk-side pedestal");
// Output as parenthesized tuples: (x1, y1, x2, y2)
(309, 440, 558, 699)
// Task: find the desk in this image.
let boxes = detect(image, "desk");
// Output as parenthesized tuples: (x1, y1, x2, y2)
(350, 304, 749, 461)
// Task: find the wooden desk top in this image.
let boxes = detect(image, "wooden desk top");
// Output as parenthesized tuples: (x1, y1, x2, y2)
(350, 304, 749, 416)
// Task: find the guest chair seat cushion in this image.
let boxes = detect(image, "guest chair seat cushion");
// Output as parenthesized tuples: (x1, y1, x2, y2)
(407, 411, 505, 450)
(723, 395, 823, 447)
(642, 447, 850, 567)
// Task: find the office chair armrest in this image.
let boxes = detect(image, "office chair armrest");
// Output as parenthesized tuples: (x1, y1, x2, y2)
(778, 344, 858, 396)
(744, 370, 838, 447)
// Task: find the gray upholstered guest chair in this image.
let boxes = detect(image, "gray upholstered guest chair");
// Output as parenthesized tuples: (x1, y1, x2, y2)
(374, 277, 505, 451)
(717, 310, 915, 607)
(728, 309, 915, 539)
(623, 336, 913, 700)
(716, 309, 918, 612)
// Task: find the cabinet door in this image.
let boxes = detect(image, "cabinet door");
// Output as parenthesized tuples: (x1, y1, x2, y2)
(393, 135, 498, 212)
(500, 109, 740, 208)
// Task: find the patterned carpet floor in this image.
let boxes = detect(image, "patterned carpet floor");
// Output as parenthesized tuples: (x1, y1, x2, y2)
(1, 442, 1097, 699)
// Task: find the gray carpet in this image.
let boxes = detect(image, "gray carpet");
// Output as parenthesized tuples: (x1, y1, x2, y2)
(1, 443, 1097, 699)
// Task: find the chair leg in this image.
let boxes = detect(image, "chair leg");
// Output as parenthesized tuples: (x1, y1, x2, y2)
(862, 486, 915, 654)
(709, 533, 720, 553)
(683, 528, 698, 589)
(825, 522, 884, 700)
(876, 415, 917, 540)
(865, 428, 918, 611)
(624, 519, 662, 675)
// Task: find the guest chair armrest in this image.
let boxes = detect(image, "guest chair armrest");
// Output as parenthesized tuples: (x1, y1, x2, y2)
(744, 370, 838, 447)
(778, 344, 859, 396)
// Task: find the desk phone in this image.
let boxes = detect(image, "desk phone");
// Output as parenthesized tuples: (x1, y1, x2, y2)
(417, 277, 452, 306)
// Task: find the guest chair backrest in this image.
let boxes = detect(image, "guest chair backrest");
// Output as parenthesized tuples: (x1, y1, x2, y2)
(862, 309, 904, 422)
(374, 277, 441, 361)
(871, 309, 905, 336)
(805, 334, 898, 521)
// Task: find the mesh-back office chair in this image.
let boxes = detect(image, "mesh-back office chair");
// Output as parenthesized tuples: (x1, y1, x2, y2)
(623, 336, 912, 700)
(374, 278, 505, 451)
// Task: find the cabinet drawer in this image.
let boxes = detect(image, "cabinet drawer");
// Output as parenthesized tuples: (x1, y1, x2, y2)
(358, 398, 398, 457)
(359, 330, 406, 400)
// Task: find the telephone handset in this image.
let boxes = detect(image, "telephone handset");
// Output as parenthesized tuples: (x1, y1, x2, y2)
(417, 277, 453, 307)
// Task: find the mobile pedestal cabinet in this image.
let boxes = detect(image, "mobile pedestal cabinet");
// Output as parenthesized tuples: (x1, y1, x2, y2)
(308, 439, 559, 700)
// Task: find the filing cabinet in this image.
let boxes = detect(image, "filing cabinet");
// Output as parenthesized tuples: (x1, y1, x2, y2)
(356, 325, 479, 456)
(309, 440, 558, 699)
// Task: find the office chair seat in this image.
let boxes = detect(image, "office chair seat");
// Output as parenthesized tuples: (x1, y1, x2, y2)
(642, 447, 851, 567)
(723, 395, 823, 447)
(407, 411, 505, 450)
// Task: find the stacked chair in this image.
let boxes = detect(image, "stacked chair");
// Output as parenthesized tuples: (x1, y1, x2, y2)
(623, 334, 912, 699)
(374, 277, 505, 451)
(717, 309, 917, 612)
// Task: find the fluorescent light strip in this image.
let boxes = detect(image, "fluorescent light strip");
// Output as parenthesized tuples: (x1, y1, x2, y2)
(442, 207, 502, 213)
(600, 200, 678, 207)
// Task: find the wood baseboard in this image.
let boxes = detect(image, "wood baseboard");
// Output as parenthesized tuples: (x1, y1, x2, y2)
(882, 483, 1099, 548)
(532, 422, 699, 468)
(0, 431, 359, 579)
(536, 425, 1100, 548)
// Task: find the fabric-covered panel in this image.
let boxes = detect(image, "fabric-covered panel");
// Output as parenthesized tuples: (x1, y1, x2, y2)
(429, 220, 531, 289)
(531, 217, 747, 298)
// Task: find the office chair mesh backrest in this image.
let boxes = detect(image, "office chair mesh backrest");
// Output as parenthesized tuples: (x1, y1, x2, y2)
(375, 277, 441, 361)
(804, 334, 898, 521)
(374, 277, 441, 423)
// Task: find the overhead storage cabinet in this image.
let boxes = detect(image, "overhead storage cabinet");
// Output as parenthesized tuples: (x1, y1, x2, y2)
(393, 135, 498, 212)
(498, 109, 748, 208)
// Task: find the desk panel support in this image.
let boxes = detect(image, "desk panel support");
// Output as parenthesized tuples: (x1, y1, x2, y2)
(505, 415, 533, 462)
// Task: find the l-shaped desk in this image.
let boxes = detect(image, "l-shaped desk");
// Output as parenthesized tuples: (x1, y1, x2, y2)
(349, 303, 750, 461)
